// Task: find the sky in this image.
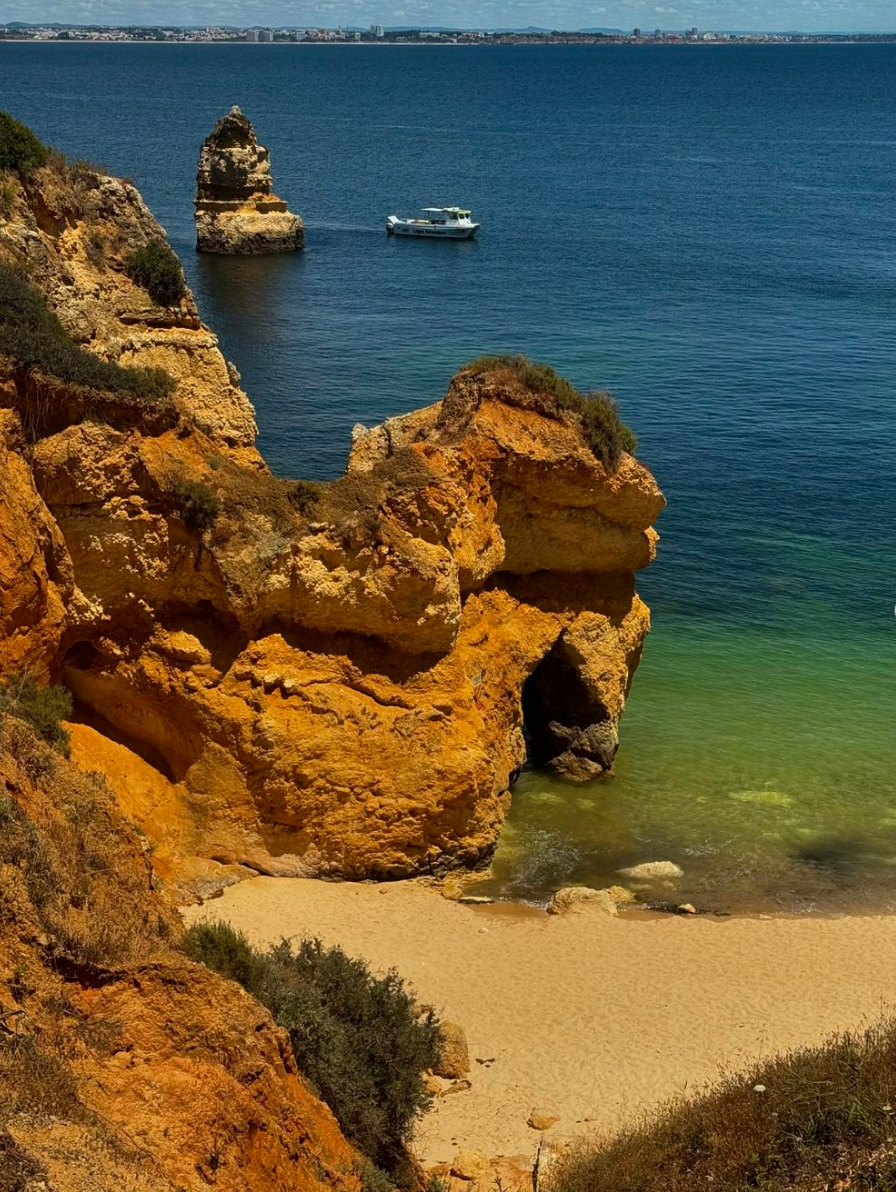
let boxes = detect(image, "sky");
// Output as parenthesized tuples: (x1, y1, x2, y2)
(1, 0, 894, 31)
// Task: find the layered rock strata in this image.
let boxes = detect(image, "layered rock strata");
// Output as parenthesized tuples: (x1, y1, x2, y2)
(195, 106, 305, 254)
(0, 156, 664, 901)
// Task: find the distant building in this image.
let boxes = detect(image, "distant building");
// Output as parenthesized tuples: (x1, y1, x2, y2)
(371, 23, 385, 37)
(654, 27, 663, 39)
(245, 28, 259, 41)
(257, 28, 274, 41)
(686, 26, 698, 38)
(632, 27, 641, 37)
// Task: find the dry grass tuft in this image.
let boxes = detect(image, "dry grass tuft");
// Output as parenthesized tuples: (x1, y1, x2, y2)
(548, 1018, 896, 1192)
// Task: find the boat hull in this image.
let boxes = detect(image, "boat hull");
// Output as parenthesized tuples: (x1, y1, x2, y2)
(387, 220, 479, 239)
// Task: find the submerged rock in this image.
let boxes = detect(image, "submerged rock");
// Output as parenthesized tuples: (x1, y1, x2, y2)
(618, 860, 684, 881)
(195, 106, 304, 254)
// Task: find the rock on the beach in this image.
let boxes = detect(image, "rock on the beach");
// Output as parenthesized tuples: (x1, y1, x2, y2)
(528, 1108, 561, 1130)
(451, 1150, 491, 1182)
(434, 1021, 471, 1079)
(547, 886, 619, 916)
(617, 860, 684, 881)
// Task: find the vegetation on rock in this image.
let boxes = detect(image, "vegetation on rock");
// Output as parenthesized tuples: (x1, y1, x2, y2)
(548, 1018, 896, 1192)
(125, 238, 187, 306)
(0, 717, 363, 1191)
(0, 110, 49, 175)
(184, 921, 442, 1184)
(166, 474, 220, 530)
(0, 264, 175, 399)
(464, 353, 637, 470)
(0, 672, 72, 755)
(288, 478, 324, 516)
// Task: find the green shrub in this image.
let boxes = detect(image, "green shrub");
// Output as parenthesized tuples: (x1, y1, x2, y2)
(357, 1159, 396, 1192)
(288, 479, 323, 516)
(0, 111, 49, 176)
(184, 923, 442, 1182)
(167, 477, 220, 531)
(462, 354, 637, 471)
(547, 1017, 896, 1192)
(181, 920, 264, 992)
(0, 264, 174, 400)
(125, 239, 186, 306)
(0, 672, 72, 755)
(580, 391, 638, 471)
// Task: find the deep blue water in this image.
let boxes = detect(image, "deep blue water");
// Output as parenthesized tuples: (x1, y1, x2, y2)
(3, 44, 895, 910)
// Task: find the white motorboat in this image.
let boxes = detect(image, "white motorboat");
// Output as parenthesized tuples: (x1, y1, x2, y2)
(386, 207, 480, 239)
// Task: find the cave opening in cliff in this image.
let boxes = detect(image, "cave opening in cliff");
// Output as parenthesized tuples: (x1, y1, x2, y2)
(521, 640, 617, 781)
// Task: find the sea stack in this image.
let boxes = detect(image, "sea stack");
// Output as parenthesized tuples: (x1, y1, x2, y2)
(194, 106, 304, 254)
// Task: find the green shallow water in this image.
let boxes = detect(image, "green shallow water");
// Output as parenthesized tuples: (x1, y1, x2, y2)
(467, 615, 896, 914)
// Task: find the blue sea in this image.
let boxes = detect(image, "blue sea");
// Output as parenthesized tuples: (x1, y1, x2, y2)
(3, 42, 895, 911)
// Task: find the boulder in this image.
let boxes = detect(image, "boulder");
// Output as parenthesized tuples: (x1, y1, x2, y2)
(434, 1021, 471, 1079)
(195, 106, 304, 254)
(617, 860, 684, 882)
(547, 886, 618, 916)
(528, 1108, 561, 1130)
(451, 1150, 491, 1182)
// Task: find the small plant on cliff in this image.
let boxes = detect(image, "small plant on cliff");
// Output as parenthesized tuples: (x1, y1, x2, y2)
(465, 353, 581, 409)
(0, 111, 50, 176)
(184, 922, 442, 1183)
(580, 391, 638, 470)
(0, 672, 72, 756)
(462, 354, 637, 471)
(0, 264, 175, 401)
(125, 238, 186, 306)
(167, 476, 220, 531)
(287, 479, 323, 516)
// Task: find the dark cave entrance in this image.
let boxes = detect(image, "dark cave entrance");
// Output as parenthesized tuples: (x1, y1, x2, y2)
(521, 639, 618, 782)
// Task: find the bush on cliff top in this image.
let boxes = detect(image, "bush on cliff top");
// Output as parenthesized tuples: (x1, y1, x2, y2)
(464, 353, 638, 471)
(184, 922, 441, 1184)
(125, 238, 186, 306)
(0, 264, 175, 400)
(548, 1016, 896, 1192)
(0, 110, 50, 175)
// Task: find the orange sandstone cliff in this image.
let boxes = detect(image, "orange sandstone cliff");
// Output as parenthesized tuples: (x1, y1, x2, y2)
(0, 714, 363, 1192)
(0, 156, 664, 902)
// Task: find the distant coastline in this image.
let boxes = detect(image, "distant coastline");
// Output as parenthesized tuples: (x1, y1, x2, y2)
(4, 37, 896, 45)
(3, 26, 896, 46)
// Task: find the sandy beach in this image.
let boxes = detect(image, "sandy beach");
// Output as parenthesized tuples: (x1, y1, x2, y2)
(182, 880, 896, 1166)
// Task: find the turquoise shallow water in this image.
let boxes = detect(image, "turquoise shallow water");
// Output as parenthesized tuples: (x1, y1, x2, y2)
(2, 43, 895, 910)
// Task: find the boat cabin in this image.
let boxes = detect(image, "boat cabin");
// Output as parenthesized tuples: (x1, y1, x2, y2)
(420, 207, 474, 224)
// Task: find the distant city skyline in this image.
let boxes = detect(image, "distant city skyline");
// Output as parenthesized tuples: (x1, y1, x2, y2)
(1, 0, 894, 33)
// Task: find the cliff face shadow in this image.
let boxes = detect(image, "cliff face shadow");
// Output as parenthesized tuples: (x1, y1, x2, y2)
(522, 639, 615, 780)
